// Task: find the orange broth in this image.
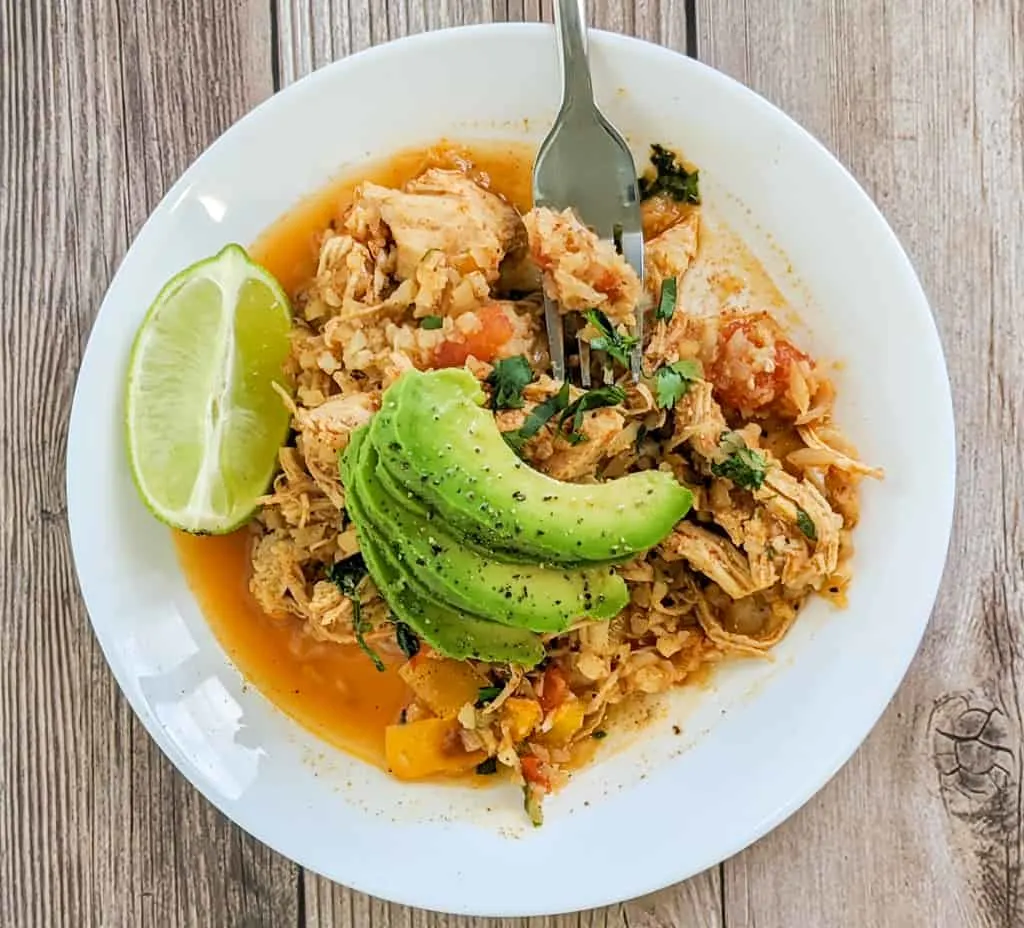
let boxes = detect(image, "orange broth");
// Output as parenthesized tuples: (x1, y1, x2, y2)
(174, 141, 536, 767)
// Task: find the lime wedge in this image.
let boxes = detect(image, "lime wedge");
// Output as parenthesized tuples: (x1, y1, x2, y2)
(125, 244, 292, 533)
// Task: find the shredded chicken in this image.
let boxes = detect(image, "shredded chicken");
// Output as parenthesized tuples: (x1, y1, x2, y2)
(660, 522, 766, 599)
(793, 424, 886, 479)
(670, 379, 728, 458)
(757, 468, 843, 589)
(695, 594, 800, 657)
(238, 149, 882, 819)
(542, 408, 627, 482)
(294, 392, 377, 506)
(357, 169, 524, 282)
(645, 209, 700, 299)
(522, 206, 642, 325)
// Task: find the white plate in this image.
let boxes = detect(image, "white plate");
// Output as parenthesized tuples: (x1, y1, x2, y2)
(67, 24, 955, 917)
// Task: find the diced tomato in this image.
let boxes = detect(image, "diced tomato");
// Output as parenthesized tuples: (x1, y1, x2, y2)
(520, 755, 551, 791)
(431, 304, 514, 368)
(538, 666, 570, 712)
(707, 313, 810, 413)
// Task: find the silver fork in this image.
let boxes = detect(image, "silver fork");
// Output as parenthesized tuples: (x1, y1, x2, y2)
(533, 0, 645, 385)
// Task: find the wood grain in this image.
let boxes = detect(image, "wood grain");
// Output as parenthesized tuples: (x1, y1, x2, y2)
(3, 0, 1020, 925)
(698, 1, 1024, 925)
(1, 1, 297, 926)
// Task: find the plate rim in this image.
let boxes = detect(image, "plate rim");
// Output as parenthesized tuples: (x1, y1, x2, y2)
(66, 22, 957, 917)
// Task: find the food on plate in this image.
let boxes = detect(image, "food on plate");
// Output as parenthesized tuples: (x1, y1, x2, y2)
(125, 244, 292, 533)
(129, 142, 882, 825)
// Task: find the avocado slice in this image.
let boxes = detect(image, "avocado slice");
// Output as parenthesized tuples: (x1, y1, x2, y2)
(348, 429, 627, 632)
(344, 477, 544, 666)
(372, 368, 694, 563)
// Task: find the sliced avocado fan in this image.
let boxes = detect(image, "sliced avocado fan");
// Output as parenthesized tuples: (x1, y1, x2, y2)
(350, 433, 627, 632)
(342, 444, 544, 665)
(339, 368, 693, 666)
(341, 429, 544, 664)
(371, 368, 693, 564)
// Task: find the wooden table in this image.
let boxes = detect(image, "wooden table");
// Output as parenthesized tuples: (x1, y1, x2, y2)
(3, 1, 1021, 925)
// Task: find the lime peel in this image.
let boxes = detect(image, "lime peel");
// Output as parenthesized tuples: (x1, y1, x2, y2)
(125, 244, 293, 534)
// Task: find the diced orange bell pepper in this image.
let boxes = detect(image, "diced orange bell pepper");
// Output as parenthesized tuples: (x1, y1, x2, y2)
(501, 698, 543, 742)
(399, 656, 482, 719)
(540, 699, 586, 746)
(384, 718, 485, 780)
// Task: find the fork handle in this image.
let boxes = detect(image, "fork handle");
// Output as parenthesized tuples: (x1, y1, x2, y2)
(554, 0, 594, 108)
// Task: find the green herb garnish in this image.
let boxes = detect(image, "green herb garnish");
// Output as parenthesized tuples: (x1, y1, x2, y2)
(501, 381, 571, 454)
(639, 143, 701, 203)
(796, 508, 818, 542)
(557, 385, 627, 445)
(487, 355, 534, 410)
(395, 622, 420, 659)
(420, 315, 444, 330)
(476, 685, 503, 707)
(655, 277, 678, 322)
(584, 309, 639, 368)
(524, 784, 544, 827)
(592, 729, 608, 740)
(654, 359, 702, 410)
(475, 756, 499, 775)
(327, 554, 385, 672)
(710, 432, 768, 491)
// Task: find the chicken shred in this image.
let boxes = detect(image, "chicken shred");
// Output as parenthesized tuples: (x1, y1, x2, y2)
(522, 206, 642, 325)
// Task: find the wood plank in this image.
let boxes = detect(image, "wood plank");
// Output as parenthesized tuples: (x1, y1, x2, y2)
(0, 1, 299, 925)
(272, 1, 717, 924)
(697, 1, 1024, 926)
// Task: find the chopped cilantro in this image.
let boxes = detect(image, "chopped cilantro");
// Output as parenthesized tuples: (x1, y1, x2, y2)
(654, 359, 702, 409)
(501, 381, 571, 454)
(327, 554, 384, 672)
(796, 508, 818, 542)
(584, 309, 639, 368)
(710, 432, 768, 491)
(475, 756, 499, 775)
(420, 315, 443, 330)
(476, 685, 503, 707)
(395, 622, 420, 659)
(487, 355, 534, 410)
(639, 143, 701, 204)
(656, 277, 678, 322)
(326, 553, 367, 595)
(524, 784, 544, 827)
(557, 385, 626, 444)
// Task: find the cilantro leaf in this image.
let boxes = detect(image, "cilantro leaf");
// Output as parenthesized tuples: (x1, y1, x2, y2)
(584, 309, 639, 368)
(326, 553, 367, 596)
(475, 756, 499, 775)
(654, 359, 702, 409)
(487, 355, 534, 410)
(655, 277, 678, 322)
(710, 432, 768, 490)
(796, 508, 818, 542)
(639, 143, 701, 203)
(395, 622, 420, 659)
(557, 385, 626, 444)
(327, 554, 384, 672)
(420, 315, 444, 330)
(476, 685, 502, 707)
(501, 381, 571, 454)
